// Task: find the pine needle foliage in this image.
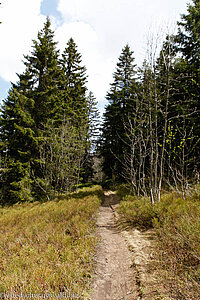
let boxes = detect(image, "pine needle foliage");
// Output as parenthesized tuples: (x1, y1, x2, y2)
(0, 18, 92, 204)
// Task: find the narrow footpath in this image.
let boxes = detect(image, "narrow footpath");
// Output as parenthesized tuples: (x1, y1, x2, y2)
(89, 191, 139, 300)
(89, 191, 172, 300)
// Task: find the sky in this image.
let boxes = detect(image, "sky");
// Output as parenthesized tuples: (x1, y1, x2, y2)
(0, 0, 189, 113)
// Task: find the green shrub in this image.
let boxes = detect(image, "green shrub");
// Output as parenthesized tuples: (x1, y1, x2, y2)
(116, 184, 132, 199)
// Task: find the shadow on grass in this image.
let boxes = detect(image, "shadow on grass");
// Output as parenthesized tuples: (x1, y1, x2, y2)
(57, 186, 104, 202)
(0, 185, 104, 208)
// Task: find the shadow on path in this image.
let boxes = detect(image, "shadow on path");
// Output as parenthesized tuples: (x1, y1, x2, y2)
(101, 191, 120, 208)
(89, 191, 138, 300)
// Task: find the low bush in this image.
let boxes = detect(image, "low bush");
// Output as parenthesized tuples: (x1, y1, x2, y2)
(116, 184, 132, 199)
(118, 195, 156, 228)
(0, 185, 103, 297)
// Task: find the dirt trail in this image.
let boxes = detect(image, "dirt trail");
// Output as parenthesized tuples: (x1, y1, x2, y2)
(89, 191, 166, 300)
(89, 191, 139, 300)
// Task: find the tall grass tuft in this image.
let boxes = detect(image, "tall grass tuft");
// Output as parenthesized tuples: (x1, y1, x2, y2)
(118, 186, 200, 298)
(0, 185, 103, 297)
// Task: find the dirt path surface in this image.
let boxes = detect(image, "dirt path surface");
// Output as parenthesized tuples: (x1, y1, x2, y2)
(89, 191, 139, 300)
(89, 191, 170, 300)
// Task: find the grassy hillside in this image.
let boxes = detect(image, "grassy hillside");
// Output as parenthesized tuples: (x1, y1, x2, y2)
(117, 185, 200, 298)
(0, 185, 103, 297)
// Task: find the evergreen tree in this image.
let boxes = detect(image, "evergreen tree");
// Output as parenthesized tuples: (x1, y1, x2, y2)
(87, 91, 100, 151)
(60, 38, 88, 127)
(176, 0, 200, 66)
(101, 44, 138, 181)
(0, 18, 62, 203)
(175, 0, 200, 178)
(60, 38, 90, 184)
(0, 19, 93, 203)
(0, 84, 35, 203)
(25, 17, 61, 128)
(82, 91, 100, 183)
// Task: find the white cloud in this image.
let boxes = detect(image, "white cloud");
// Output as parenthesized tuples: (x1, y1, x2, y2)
(0, 0, 45, 82)
(56, 21, 115, 100)
(56, 0, 188, 104)
(0, 0, 188, 109)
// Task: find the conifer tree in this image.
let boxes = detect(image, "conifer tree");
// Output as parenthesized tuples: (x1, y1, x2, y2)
(0, 18, 95, 203)
(0, 18, 62, 202)
(25, 17, 61, 128)
(0, 83, 35, 203)
(101, 44, 138, 181)
(175, 0, 200, 178)
(60, 38, 88, 127)
(176, 0, 200, 67)
(82, 91, 100, 183)
(87, 91, 100, 150)
(60, 38, 90, 184)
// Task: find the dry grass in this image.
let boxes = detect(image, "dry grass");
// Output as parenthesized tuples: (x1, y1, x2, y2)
(0, 185, 103, 297)
(117, 185, 200, 299)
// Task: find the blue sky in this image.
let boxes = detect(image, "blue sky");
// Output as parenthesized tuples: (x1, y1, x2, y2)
(0, 79, 10, 101)
(0, 0, 189, 111)
(0, 0, 61, 101)
(40, 0, 62, 21)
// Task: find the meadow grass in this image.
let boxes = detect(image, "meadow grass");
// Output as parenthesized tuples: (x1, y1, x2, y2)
(0, 185, 103, 297)
(117, 185, 200, 298)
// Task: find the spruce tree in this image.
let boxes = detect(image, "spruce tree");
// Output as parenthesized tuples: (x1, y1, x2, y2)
(82, 91, 100, 183)
(87, 91, 100, 151)
(176, 0, 200, 66)
(175, 0, 200, 177)
(0, 83, 35, 203)
(0, 18, 61, 203)
(60, 38, 88, 127)
(0, 19, 93, 203)
(101, 44, 138, 182)
(25, 17, 61, 128)
(60, 38, 90, 184)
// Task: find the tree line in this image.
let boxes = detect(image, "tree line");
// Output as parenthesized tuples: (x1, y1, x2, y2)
(0, 0, 200, 205)
(100, 0, 200, 203)
(0, 17, 99, 204)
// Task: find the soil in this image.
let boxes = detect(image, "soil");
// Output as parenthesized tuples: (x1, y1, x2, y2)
(88, 191, 168, 300)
